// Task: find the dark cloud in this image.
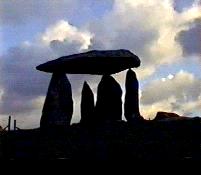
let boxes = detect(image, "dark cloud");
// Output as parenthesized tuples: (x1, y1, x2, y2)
(173, 0, 195, 12)
(0, 17, 101, 128)
(88, 13, 158, 66)
(50, 40, 85, 56)
(176, 18, 201, 56)
(0, 37, 97, 118)
(0, 45, 53, 114)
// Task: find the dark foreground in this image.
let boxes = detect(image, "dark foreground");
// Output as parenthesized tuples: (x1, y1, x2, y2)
(1, 118, 201, 160)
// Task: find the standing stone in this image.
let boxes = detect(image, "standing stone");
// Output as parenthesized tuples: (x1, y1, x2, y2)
(80, 81, 95, 125)
(124, 69, 142, 122)
(95, 75, 122, 123)
(40, 73, 73, 128)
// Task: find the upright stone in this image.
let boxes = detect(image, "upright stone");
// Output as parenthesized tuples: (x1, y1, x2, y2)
(80, 81, 95, 125)
(95, 75, 122, 123)
(124, 69, 142, 122)
(40, 73, 73, 128)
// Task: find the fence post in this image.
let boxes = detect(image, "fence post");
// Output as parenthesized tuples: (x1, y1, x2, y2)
(14, 120, 17, 131)
(8, 116, 11, 132)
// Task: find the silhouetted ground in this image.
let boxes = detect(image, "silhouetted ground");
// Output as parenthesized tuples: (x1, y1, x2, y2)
(1, 118, 201, 160)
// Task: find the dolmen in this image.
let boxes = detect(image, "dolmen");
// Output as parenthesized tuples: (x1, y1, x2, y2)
(36, 49, 141, 129)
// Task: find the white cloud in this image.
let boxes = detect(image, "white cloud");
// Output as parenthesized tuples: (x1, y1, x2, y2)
(88, 0, 201, 78)
(136, 66, 156, 80)
(141, 70, 201, 104)
(167, 74, 174, 79)
(141, 96, 177, 120)
(141, 96, 201, 120)
(179, 2, 201, 24)
(140, 70, 201, 119)
(40, 20, 92, 51)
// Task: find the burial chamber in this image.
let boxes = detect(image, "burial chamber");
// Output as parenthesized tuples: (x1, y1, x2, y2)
(36, 49, 141, 128)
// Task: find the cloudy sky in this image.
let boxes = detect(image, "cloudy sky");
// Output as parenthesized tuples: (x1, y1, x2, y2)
(0, 0, 200, 129)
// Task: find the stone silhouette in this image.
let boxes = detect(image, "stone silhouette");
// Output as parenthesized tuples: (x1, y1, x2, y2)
(40, 73, 73, 128)
(154, 112, 188, 121)
(124, 69, 142, 122)
(80, 81, 95, 125)
(36, 49, 140, 75)
(36, 49, 141, 127)
(95, 75, 122, 123)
